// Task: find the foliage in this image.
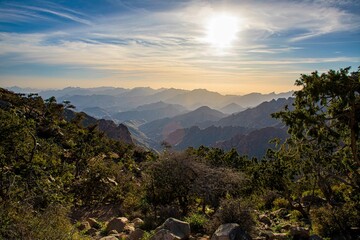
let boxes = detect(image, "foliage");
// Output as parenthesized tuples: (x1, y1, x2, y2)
(206, 198, 255, 235)
(0, 88, 143, 237)
(144, 151, 248, 220)
(0, 66, 359, 239)
(311, 202, 359, 239)
(184, 213, 209, 233)
(0, 202, 84, 240)
(273, 197, 290, 210)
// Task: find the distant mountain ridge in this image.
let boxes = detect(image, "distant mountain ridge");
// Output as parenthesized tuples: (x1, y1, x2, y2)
(214, 127, 288, 158)
(6, 86, 295, 157)
(8, 86, 294, 113)
(164, 125, 252, 150)
(139, 106, 227, 142)
(216, 98, 294, 129)
(112, 101, 188, 123)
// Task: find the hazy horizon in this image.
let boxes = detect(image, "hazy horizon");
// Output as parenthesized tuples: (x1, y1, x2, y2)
(1, 0, 359, 94)
(6, 85, 297, 96)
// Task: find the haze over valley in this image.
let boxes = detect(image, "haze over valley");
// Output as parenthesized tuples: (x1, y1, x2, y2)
(9, 86, 294, 157)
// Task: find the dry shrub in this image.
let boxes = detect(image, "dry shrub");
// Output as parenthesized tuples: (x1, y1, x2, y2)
(311, 202, 359, 239)
(0, 202, 84, 240)
(205, 198, 255, 235)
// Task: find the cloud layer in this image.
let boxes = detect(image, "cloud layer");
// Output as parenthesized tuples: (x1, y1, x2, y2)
(0, 0, 359, 93)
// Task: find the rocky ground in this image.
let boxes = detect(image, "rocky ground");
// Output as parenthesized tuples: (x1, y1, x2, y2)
(76, 209, 323, 240)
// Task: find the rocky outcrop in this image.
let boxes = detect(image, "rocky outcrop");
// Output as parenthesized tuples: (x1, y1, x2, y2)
(97, 120, 133, 144)
(106, 217, 129, 233)
(132, 218, 144, 228)
(64, 109, 133, 144)
(129, 228, 145, 240)
(211, 223, 252, 240)
(155, 218, 191, 240)
(151, 229, 181, 240)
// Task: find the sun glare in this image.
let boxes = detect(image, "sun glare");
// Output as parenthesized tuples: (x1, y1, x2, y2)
(205, 14, 239, 49)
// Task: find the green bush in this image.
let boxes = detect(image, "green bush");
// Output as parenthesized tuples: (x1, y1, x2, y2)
(0, 202, 85, 240)
(185, 213, 208, 233)
(273, 197, 289, 210)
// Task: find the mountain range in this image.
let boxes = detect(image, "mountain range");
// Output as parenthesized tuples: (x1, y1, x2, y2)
(8, 86, 294, 157)
(9, 86, 293, 113)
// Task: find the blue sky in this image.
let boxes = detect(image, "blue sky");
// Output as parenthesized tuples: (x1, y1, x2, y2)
(0, 0, 359, 94)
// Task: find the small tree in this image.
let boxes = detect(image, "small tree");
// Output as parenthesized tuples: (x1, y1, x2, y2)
(267, 67, 360, 235)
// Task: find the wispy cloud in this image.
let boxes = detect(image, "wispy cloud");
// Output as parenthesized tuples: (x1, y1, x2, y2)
(0, 0, 359, 93)
(0, 2, 91, 25)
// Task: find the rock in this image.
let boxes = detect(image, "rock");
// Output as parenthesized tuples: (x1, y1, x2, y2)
(129, 228, 145, 240)
(124, 222, 136, 233)
(151, 229, 181, 240)
(106, 217, 129, 233)
(211, 223, 252, 240)
(87, 217, 101, 229)
(108, 230, 119, 234)
(78, 221, 91, 231)
(289, 226, 309, 239)
(132, 218, 145, 228)
(86, 228, 99, 236)
(258, 214, 271, 226)
(156, 218, 191, 240)
(100, 236, 118, 240)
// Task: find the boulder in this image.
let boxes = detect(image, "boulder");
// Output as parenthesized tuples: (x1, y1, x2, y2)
(132, 217, 145, 228)
(87, 217, 101, 229)
(211, 223, 252, 240)
(124, 222, 136, 233)
(129, 228, 145, 240)
(151, 229, 181, 240)
(106, 217, 129, 233)
(156, 218, 191, 240)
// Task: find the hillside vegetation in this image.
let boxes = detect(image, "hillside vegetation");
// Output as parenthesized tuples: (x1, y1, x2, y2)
(1, 66, 359, 239)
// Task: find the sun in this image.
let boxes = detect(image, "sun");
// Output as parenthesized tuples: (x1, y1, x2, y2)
(205, 14, 239, 49)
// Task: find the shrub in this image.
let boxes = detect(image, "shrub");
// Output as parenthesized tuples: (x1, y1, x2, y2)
(206, 198, 255, 234)
(185, 213, 209, 233)
(273, 197, 289, 210)
(0, 202, 85, 240)
(311, 202, 359, 239)
(257, 190, 281, 210)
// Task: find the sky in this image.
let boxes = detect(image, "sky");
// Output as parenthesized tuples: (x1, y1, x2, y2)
(0, 0, 359, 94)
